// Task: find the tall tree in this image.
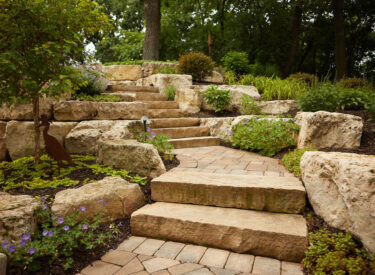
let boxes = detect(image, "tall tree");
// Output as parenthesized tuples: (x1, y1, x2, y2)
(332, 0, 347, 80)
(143, 0, 161, 60)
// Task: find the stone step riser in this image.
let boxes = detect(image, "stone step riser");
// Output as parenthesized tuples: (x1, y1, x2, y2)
(131, 202, 308, 262)
(145, 101, 179, 109)
(169, 137, 220, 149)
(107, 85, 159, 93)
(147, 109, 187, 119)
(151, 118, 200, 129)
(136, 93, 168, 101)
(151, 172, 306, 214)
(152, 127, 210, 139)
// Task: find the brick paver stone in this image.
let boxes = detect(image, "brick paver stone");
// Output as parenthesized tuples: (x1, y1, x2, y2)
(168, 263, 203, 275)
(209, 267, 237, 275)
(176, 245, 207, 264)
(185, 268, 214, 275)
(117, 236, 146, 252)
(152, 270, 171, 275)
(133, 239, 165, 256)
(252, 256, 281, 275)
(143, 258, 180, 273)
(155, 242, 185, 259)
(101, 250, 136, 266)
(115, 257, 144, 275)
(81, 260, 121, 275)
(199, 248, 230, 268)
(264, 171, 281, 177)
(281, 262, 304, 275)
(130, 272, 149, 275)
(138, 255, 154, 262)
(225, 253, 254, 272)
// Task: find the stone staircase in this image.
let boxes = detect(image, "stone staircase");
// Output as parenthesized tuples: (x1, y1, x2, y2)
(104, 84, 220, 149)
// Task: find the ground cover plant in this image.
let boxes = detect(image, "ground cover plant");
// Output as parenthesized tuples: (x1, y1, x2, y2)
(229, 117, 299, 156)
(157, 66, 176, 74)
(163, 85, 177, 101)
(239, 94, 262, 115)
(201, 85, 232, 112)
(72, 94, 123, 102)
(282, 148, 315, 177)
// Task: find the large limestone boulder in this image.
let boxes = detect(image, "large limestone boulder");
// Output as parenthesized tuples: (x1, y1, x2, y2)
(137, 74, 193, 91)
(204, 70, 224, 84)
(0, 122, 6, 161)
(296, 111, 363, 150)
(258, 100, 298, 115)
(301, 152, 375, 253)
(142, 62, 177, 77)
(54, 101, 146, 121)
(199, 117, 234, 138)
(5, 121, 77, 160)
(175, 88, 202, 113)
(0, 192, 41, 243)
(52, 177, 144, 222)
(98, 139, 166, 178)
(103, 65, 142, 81)
(0, 98, 54, 121)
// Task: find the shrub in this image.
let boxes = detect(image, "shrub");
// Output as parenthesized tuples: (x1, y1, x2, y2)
(230, 118, 299, 156)
(338, 77, 371, 89)
(163, 85, 177, 101)
(282, 148, 315, 177)
(303, 228, 375, 274)
(338, 88, 370, 110)
(224, 70, 237, 85)
(298, 84, 340, 112)
(76, 68, 107, 96)
(201, 85, 232, 112)
(239, 94, 261, 115)
(221, 51, 249, 75)
(287, 72, 318, 87)
(177, 52, 214, 81)
(157, 66, 176, 74)
(248, 62, 281, 77)
(73, 94, 122, 102)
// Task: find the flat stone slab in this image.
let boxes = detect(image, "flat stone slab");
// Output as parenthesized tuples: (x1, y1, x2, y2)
(151, 171, 306, 213)
(131, 202, 307, 262)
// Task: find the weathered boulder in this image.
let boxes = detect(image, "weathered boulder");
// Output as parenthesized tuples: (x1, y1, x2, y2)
(98, 139, 166, 178)
(204, 70, 224, 84)
(175, 88, 202, 113)
(0, 122, 6, 161)
(0, 192, 41, 243)
(296, 111, 363, 150)
(54, 101, 146, 121)
(142, 62, 177, 77)
(0, 253, 6, 275)
(5, 121, 77, 160)
(301, 151, 375, 253)
(258, 100, 298, 115)
(0, 98, 54, 121)
(103, 65, 142, 81)
(136, 74, 193, 91)
(199, 117, 234, 138)
(52, 177, 145, 222)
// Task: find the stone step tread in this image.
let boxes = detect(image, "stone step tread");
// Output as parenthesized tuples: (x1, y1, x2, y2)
(107, 85, 159, 93)
(105, 92, 136, 101)
(131, 202, 308, 262)
(151, 118, 200, 128)
(151, 171, 306, 213)
(137, 93, 168, 101)
(145, 101, 179, 109)
(152, 126, 210, 139)
(169, 136, 221, 149)
(147, 109, 187, 119)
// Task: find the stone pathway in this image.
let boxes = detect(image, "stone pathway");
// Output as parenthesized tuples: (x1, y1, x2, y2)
(80, 236, 303, 275)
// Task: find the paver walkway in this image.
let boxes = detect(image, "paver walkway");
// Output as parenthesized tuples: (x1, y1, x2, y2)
(80, 236, 304, 275)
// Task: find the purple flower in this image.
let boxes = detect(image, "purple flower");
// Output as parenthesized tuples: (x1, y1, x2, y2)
(48, 231, 53, 237)
(2, 242, 9, 249)
(22, 233, 30, 241)
(8, 245, 16, 252)
(63, 225, 69, 231)
(292, 118, 296, 122)
(58, 218, 64, 224)
(119, 221, 123, 226)
(255, 117, 259, 120)
(132, 121, 136, 124)
(98, 200, 103, 203)
(249, 128, 253, 131)
(28, 247, 36, 255)
(20, 239, 26, 247)
(40, 197, 46, 201)
(283, 118, 288, 121)
(80, 206, 86, 212)
(147, 127, 150, 132)
(42, 230, 49, 236)
(43, 203, 48, 210)
(82, 224, 88, 230)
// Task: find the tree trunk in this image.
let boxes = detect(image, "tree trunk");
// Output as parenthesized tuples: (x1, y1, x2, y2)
(332, 0, 347, 80)
(33, 95, 40, 164)
(143, 0, 161, 60)
(282, 2, 302, 78)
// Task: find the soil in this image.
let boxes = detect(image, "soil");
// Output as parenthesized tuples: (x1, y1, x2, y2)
(189, 109, 241, 118)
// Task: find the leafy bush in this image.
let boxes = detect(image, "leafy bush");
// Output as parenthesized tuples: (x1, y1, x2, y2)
(0, 203, 117, 271)
(224, 70, 237, 85)
(282, 148, 315, 177)
(248, 62, 281, 77)
(163, 85, 177, 101)
(177, 52, 214, 81)
(303, 229, 375, 275)
(239, 94, 261, 115)
(221, 51, 249, 75)
(287, 72, 318, 87)
(298, 84, 340, 112)
(76, 68, 107, 96)
(230, 118, 299, 156)
(201, 85, 232, 112)
(338, 88, 370, 110)
(338, 77, 371, 89)
(73, 94, 122, 102)
(157, 66, 176, 74)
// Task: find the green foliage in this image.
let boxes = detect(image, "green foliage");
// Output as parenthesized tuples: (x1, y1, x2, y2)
(338, 77, 371, 89)
(0, 205, 118, 271)
(104, 60, 175, 66)
(73, 94, 122, 102)
(337, 88, 371, 111)
(201, 85, 232, 112)
(230, 117, 299, 156)
(239, 94, 262, 115)
(282, 148, 316, 177)
(0, 154, 147, 191)
(177, 52, 215, 81)
(224, 71, 238, 85)
(303, 229, 375, 275)
(287, 73, 318, 87)
(298, 84, 340, 112)
(75, 67, 108, 96)
(248, 62, 281, 77)
(163, 86, 177, 101)
(157, 66, 177, 74)
(221, 51, 250, 75)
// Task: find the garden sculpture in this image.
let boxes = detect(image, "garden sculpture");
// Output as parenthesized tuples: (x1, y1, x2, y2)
(39, 115, 74, 169)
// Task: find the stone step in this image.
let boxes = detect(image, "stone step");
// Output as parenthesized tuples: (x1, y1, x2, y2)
(145, 101, 179, 109)
(147, 109, 187, 119)
(105, 92, 135, 101)
(131, 202, 308, 262)
(151, 171, 306, 213)
(107, 85, 159, 93)
(151, 118, 200, 128)
(136, 93, 168, 101)
(152, 126, 210, 139)
(169, 136, 220, 149)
